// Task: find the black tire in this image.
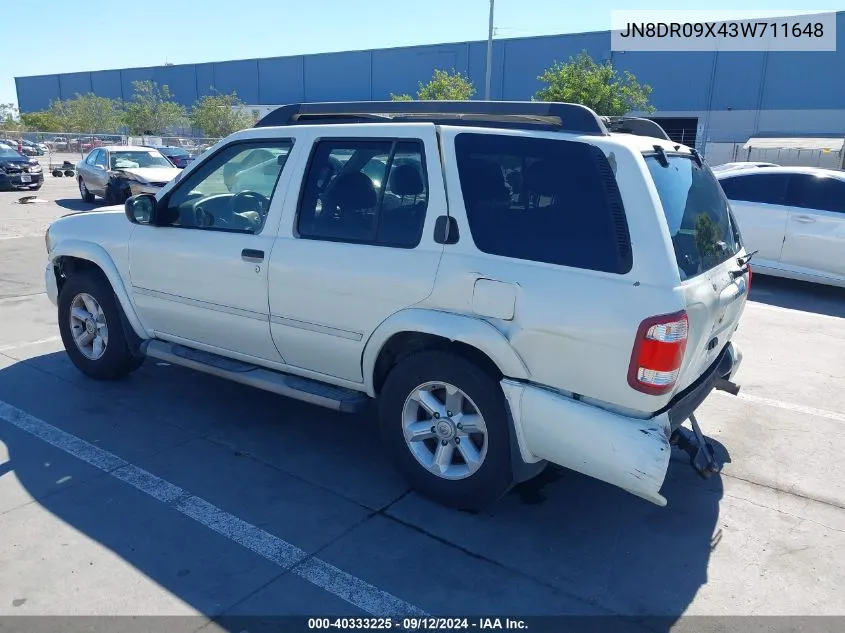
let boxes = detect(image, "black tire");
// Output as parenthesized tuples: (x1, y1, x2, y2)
(58, 270, 144, 380)
(105, 183, 128, 205)
(79, 178, 94, 202)
(378, 350, 514, 511)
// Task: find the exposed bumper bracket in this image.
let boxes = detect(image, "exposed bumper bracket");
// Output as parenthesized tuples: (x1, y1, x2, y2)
(670, 413, 722, 478)
(714, 378, 740, 396)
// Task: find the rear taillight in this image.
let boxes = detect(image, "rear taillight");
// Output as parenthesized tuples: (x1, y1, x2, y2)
(627, 311, 689, 395)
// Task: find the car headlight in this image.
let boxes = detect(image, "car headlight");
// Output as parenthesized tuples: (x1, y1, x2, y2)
(30, 163, 42, 172)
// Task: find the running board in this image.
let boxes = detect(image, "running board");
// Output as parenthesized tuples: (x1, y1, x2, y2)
(143, 340, 370, 413)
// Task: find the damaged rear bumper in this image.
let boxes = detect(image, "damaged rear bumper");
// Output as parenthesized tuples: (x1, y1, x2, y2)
(503, 342, 742, 507)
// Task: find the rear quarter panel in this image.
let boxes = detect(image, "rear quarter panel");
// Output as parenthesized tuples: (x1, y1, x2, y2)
(428, 129, 686, 416)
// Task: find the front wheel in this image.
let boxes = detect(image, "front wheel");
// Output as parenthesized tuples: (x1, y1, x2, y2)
(378, 351, 515, 511)
(58, 270, 144, 380)
(79, 178, 94, 202)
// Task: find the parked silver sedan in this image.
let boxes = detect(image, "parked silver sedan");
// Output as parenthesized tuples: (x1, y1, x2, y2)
(76, 145, 182, 204)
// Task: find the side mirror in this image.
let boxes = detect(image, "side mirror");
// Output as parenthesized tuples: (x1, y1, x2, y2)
(125, 194, 156, 225)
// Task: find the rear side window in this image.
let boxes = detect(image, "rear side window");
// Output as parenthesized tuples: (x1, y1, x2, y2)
(718, 173, 789, 205)
(646, 154, 742, 280)
(785, 174, 845, 213)
(454, 133, 632, 274)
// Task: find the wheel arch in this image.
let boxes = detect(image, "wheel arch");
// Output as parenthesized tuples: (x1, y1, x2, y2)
(363, 308, 530, 398)
(50, 240, 150, 341)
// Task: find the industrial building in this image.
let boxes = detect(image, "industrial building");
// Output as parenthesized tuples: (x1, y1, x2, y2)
(15, 10, 845, 163)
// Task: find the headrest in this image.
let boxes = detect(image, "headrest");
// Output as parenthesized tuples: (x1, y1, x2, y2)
(462, 159, 510, 203)
(389, 164, 424, 196)
(523, 160, 561, 197)
(328, 172, 377, 211)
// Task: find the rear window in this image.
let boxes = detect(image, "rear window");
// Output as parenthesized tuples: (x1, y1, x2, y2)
(646, 154, 742, 280)
(454, 133, 632, 274)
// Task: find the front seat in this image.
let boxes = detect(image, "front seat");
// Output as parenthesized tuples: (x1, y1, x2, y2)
(319, 171, 378, 241)
(379, 163, 427, 246)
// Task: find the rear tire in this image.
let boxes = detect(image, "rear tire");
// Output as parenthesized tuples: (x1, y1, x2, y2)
(58, 270, 144, 380)
(378, 350, 514, 511)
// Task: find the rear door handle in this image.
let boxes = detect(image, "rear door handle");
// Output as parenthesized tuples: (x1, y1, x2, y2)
(241, 248, 264, 261)
(793, 215, 816, 223)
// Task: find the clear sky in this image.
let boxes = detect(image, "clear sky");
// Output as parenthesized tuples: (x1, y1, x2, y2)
(5, 0, 844, 107)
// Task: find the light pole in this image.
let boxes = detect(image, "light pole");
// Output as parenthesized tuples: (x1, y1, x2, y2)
(484, 0, 495, 100)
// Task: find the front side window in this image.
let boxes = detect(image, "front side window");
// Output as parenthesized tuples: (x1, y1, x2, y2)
(646, 154, 742, 280)
(297, 139, 428, 248)
(94, 150, 108, 168)
(154, 140, 293, 234)
(454, 133, 632, 274)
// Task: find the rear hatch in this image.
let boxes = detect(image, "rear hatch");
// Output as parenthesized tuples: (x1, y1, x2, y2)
(645, 150, 749, 393)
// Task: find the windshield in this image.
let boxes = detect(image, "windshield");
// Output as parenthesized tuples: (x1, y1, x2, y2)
(0, 148, 22, 158)
(646, 153, 742, 280)
(110, 150, 173, 169)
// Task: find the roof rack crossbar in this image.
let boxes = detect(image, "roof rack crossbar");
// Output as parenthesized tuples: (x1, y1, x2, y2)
(255, 101, 609, 136)
(600, 116, 672, 141)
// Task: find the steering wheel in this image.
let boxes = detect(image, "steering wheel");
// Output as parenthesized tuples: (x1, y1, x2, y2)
(232, 191, 268, 215)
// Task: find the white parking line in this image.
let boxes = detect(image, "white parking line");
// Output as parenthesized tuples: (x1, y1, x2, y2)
(0, 336, 62, 353)
(0, 233, 48, 241)
(0, 399, 427, 617)
(729, 391, 845, 424)
(0, 292, 47, 305)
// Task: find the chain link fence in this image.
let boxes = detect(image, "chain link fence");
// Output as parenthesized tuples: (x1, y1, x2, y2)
(1, 131, 223, 175)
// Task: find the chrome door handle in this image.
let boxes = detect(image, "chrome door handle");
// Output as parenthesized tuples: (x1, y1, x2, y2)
(793, 215, 816, 223)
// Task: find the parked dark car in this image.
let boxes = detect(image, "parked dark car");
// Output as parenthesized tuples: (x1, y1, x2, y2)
(20, 140, 45, 156)
(148, 145, 195, 169)
(0, 148, 44, 190)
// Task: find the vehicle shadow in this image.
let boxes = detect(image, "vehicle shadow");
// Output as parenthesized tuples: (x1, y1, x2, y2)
(748, 274, 845, 319)
(54, 198, 106, 212)
(0, 351, 723, 629)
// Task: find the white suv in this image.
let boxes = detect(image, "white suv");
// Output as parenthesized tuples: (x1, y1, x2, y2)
(44, 102, 748, 511)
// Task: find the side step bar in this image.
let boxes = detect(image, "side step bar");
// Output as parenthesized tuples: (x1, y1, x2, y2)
(143, 340, 370, 414)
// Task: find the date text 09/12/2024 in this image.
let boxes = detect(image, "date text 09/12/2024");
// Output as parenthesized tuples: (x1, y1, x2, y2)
(307, 618, 528, 630)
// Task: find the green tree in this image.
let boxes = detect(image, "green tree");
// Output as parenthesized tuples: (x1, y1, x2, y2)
(54, 93, 124, 133)
(533, 51, 654, 116)
(20, 110, 64, 131)
(0, 103, 20, 132)
(124, 80, 187, 134)
(45, 99, 75, 131)
(391, 68, 476, 101)
(190, 90, 256, 137)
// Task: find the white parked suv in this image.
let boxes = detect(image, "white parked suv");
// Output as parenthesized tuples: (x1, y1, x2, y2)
(44, 102, 749, 511)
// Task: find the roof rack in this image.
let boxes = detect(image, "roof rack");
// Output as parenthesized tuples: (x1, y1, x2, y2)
(601, 116, 671, 141)
(254, 101, 609, 136)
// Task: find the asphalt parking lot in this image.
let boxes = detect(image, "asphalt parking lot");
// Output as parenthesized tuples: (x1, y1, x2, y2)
(1, 168, 844, 631)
